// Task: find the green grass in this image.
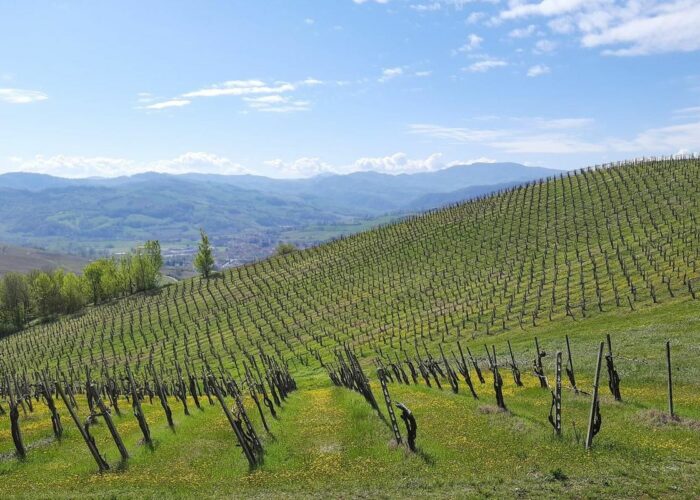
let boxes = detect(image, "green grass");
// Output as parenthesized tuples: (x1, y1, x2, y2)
(0, 298, 698, 498)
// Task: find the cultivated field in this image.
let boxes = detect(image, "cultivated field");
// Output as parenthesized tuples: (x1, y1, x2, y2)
(0, 158, 698, 498)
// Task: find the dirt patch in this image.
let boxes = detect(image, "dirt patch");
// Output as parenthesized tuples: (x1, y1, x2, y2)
(478, 404, 508, 415)
(635, 409, 700, 431)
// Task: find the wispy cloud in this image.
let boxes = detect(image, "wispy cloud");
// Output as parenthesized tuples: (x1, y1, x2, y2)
(527, 64, 551, 77)
(456, 34, 483, 53)
(465, 58, 507, 73)
(140, 77, 322, 113)
(0, 88, 48, 104)
(509, 24, 536, 38)
(182, 80, 295, 98)
(145, 99, 191, 110)
(533, 39, 557, 54)
(379, 67, 404, 82)
(409, 114, 700, 156)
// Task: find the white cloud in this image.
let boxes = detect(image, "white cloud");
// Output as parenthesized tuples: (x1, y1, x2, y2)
(145, 99, 191, 110)
(301, 78, 324, 86)
(410, 2, 443, 11)
(266, 152, 452, 177)
(415, 70, 433, 77)
(353, 152, 444, 174)
(5, 153, 249, 178)
(408, 117, 603, 154)
(509, 24, 537, 38)
(140, 77, 319, 113)
(534, 38, 557, 53)
(410, 114, 700, 156)
(379, 67, 404, 82)
(243, 95, 310, 113)
(501, 1, 700, 56)
(674, 105, 700, 117)
(581, 2, 700, 56)
(527, 64, 551, 77)
(264, 157, 335, 177)
(457, 34, 484, 52)
(465, 58, 508, 72)
(305, 18, 315, 25)
(466, 12, 487, 24)
(501, 0, 589, 20)
(182, 80, 295, 98)
(448, 157, 498, 166)
(610, 120, 700, 152)
(411, 0, 499, 10)
(0, 88, 48, 104)
(353, 0, 389, 3)
(148, 152, 248, 175)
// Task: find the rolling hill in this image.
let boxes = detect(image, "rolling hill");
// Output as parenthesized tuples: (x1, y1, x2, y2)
(0, 158, 697, 498)
(0, 163, 559, 258)
(0, 243, 88, 276)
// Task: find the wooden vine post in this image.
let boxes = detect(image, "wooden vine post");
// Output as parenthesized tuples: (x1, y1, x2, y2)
(126, 364, 152, 447)
(507, 340, 523, 387)
(565, 334, 580, 393)
(7, 381, 26, 459)
(377, 368, 402, 445)
(585, 342, 604, 450)
(548, 351, 562, 436)
(666, 341, 674, 418)
(396, 402, 417, 452)
(209, 375, 259, 469)
(491, 346, 507, 411)
(89, 383, 129, 462)
(533, 337, 549, 388)
(55, 380, 110, 472)
(605, 334, 622, 401)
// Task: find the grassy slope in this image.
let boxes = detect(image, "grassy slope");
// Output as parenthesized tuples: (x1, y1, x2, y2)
(0, 159, 698, 498)
(0, 298, 697, 498)
(0, 243, 88, 276)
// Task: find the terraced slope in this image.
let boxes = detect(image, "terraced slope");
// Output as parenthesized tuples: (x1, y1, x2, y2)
(2, 158, 698, 376)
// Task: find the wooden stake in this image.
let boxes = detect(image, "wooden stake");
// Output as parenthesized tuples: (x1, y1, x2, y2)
(56, 380, 110, 472)
(585, 342, 604, 450)
(666, 341, 674, 418)
(90, 384, 129, 462)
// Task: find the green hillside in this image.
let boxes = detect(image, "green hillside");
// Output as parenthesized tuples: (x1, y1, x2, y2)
(0, 158, 698, 498)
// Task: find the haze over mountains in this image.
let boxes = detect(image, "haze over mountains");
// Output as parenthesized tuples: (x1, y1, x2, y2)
(0, 162, 560, 262)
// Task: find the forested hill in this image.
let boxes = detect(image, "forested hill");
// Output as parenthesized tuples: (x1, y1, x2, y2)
(2, 157, 698, 375)
(0, 163, 558, 255)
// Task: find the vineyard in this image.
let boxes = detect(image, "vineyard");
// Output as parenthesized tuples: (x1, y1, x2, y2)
(0, 157, 698, 498)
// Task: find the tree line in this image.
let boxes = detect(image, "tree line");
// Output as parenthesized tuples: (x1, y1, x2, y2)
(0, 240, 162, 335)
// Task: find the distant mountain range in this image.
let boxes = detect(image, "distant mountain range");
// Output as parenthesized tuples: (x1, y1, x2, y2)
(0, 163, 562, 260)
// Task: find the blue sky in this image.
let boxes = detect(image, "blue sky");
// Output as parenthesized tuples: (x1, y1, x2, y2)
(1, 0, 699, 178)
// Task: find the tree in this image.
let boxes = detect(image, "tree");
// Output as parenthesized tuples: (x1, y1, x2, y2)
(29, 271, 62, 318)
(83, 261, 103, 305)
(133, 240, 162, 292)
(145, 240, 163, 273)
(83, 259, 118, 304)
(0, 273, 31, 330)
(60, 272, 86, 313)
(274, 242, 298, 256)
(194, 229, 215, 278)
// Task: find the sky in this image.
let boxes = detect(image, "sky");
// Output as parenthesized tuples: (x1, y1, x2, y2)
(1, 0, 699, 178)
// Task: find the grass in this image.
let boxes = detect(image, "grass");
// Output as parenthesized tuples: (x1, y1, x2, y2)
(0, 297, 698, 498)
